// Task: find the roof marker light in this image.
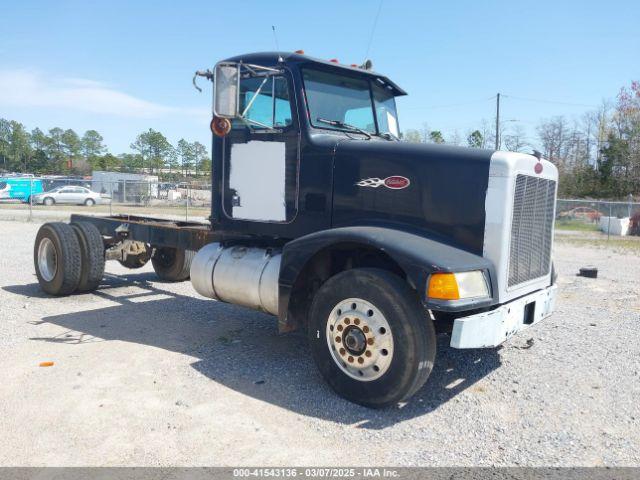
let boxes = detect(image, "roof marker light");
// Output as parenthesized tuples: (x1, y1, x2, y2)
(329, 58, 339, 63)
(295, 50, 305, 54)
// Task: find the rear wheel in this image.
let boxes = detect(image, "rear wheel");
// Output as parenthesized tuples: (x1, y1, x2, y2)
(151, 247, 193, 281)
(71, 222, 105, 292)
(84, 198, 95, 206)
(34, 222, 81, 296)
(308, 268, 436, 408)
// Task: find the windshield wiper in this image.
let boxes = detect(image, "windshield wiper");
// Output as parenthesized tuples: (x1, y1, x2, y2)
(316, 118, 372, 140)
(378, 132, 399, 142)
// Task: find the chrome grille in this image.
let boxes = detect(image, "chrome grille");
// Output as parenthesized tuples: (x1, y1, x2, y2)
(508, 175, 556, 287)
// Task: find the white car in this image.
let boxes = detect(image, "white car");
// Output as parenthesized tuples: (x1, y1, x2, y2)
(32, 186, 106, 206)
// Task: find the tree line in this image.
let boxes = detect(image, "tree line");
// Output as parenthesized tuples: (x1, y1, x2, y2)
(402, 81, 640, 199)
(2, 80, 639, 198)
(0, 120, 210, 179)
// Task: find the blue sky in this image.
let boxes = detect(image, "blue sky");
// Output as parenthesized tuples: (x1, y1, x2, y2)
(1, 0, 638, 153)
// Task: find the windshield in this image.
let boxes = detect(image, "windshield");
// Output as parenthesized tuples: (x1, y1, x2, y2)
(302, 68, 399, 137)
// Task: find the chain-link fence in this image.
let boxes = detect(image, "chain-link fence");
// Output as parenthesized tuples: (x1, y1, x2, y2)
(556, 198, 640, 237)
(2, 175, 639, 238)
(0, 176, 212, 222)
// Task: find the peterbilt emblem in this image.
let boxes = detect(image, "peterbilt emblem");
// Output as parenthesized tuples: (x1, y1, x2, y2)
(356, 176, 411, 190)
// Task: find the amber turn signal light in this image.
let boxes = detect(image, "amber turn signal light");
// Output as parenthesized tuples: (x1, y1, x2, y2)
(427, 273, 460, 300)
(211, 117, 231, 137)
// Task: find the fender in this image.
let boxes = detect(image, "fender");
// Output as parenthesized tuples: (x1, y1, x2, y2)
(278, 226, 498, 328)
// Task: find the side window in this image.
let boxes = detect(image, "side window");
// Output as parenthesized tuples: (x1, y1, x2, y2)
(237, 76, 292, 129)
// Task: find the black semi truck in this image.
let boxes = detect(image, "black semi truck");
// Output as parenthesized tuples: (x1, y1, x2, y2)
(33, 51, 558, 407)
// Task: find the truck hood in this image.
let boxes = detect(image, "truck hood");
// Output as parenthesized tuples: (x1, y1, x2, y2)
(331, 140, 495, 255)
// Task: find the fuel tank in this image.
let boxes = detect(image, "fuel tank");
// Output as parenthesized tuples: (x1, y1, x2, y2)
(331, 141, 494, 255)
(190, 243, 281, 315)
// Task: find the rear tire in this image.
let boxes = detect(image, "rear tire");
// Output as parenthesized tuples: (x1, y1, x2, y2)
(71, 222, 105, 292)
(84, 198, 95, 206)
(308, 268, 436, 408)
(34, 222, 81, 296)
(151, 247, 193, 281)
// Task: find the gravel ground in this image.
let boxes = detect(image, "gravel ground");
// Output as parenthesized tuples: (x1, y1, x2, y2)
(0, 219, 639, 466)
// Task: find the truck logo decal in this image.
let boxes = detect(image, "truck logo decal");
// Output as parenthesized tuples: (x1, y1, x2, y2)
(356, 176, 410, 190)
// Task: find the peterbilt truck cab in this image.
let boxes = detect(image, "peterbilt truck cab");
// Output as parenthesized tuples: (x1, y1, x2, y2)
(33, 51, 558, 407)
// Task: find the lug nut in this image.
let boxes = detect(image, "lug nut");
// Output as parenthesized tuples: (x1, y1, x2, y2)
(335, 336, 341, 343)
(344, 318, 350, 325)
(365, 351, 372, 357)
(354, 318, 360, 325)
(339, 348, 346, 355)
(367, 338, 374, 345)
(348, 356, 354, 363)
(362, 326, 369, 333)
(357, 357, 364, 364)
(337, 325, 343, 332)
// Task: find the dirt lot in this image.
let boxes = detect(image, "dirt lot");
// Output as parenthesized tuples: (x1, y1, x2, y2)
(0, 220, 639, 466)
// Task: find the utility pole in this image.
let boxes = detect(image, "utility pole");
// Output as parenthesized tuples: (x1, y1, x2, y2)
(495, 93, 501, 150)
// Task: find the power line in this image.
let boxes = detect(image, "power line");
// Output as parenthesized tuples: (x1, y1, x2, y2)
(402, 96, 496, 111)
(501, 94, 599, 108)
(363, 0, 384, 63)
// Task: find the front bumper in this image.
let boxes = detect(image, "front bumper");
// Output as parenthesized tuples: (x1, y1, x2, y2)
(450, 284, 557, 349)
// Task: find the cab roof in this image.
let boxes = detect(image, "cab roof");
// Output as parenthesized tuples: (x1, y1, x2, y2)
(222, 51, 407, 96)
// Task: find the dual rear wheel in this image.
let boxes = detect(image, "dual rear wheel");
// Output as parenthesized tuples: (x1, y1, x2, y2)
(34, 222, 193, 296)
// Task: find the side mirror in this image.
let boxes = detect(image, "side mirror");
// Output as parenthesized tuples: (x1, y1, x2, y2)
(214, 62, 240, 118)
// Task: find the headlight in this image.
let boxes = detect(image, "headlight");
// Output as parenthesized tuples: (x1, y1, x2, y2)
(427, 271, 489, 301)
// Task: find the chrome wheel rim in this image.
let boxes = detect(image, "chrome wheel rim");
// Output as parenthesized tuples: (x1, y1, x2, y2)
(326, 297, 394, 382)
(37, 237, 58, 282)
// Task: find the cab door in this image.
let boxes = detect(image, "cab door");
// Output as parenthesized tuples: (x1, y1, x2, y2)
(221, 73, 299, 224)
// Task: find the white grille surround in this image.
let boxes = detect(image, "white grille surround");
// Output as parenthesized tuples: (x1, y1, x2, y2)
(482, 151, 559, 305)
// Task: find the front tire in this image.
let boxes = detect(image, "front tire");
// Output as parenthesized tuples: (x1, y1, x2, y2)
(34, 223, 81, 296)
(308, 268, 436, 408)
(84, 198, 95, 206)
(43, 197, 54, 206)
(151, 247, 193, 281)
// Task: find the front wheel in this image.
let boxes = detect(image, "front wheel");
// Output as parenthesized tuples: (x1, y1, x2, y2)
(84, 198, 95, 206)
(43, 197, 54, 206)
(308, 268, 436, 408)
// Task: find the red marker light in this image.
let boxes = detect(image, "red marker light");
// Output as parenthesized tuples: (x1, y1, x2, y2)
(329, 58, 339, 63)
(294, 49, 305, 54)
(534, 162, 543, 174)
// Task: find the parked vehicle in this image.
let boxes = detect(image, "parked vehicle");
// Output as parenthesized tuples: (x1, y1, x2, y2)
(32, 186, 106, 206)
(0, 177, 45, 202)
(32, 51, 559, 407)
(558, 206, 602, 223)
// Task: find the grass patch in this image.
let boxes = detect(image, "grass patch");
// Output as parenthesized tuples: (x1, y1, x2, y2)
(556, 235, 640, 252)
(555, 219, 600, 232)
